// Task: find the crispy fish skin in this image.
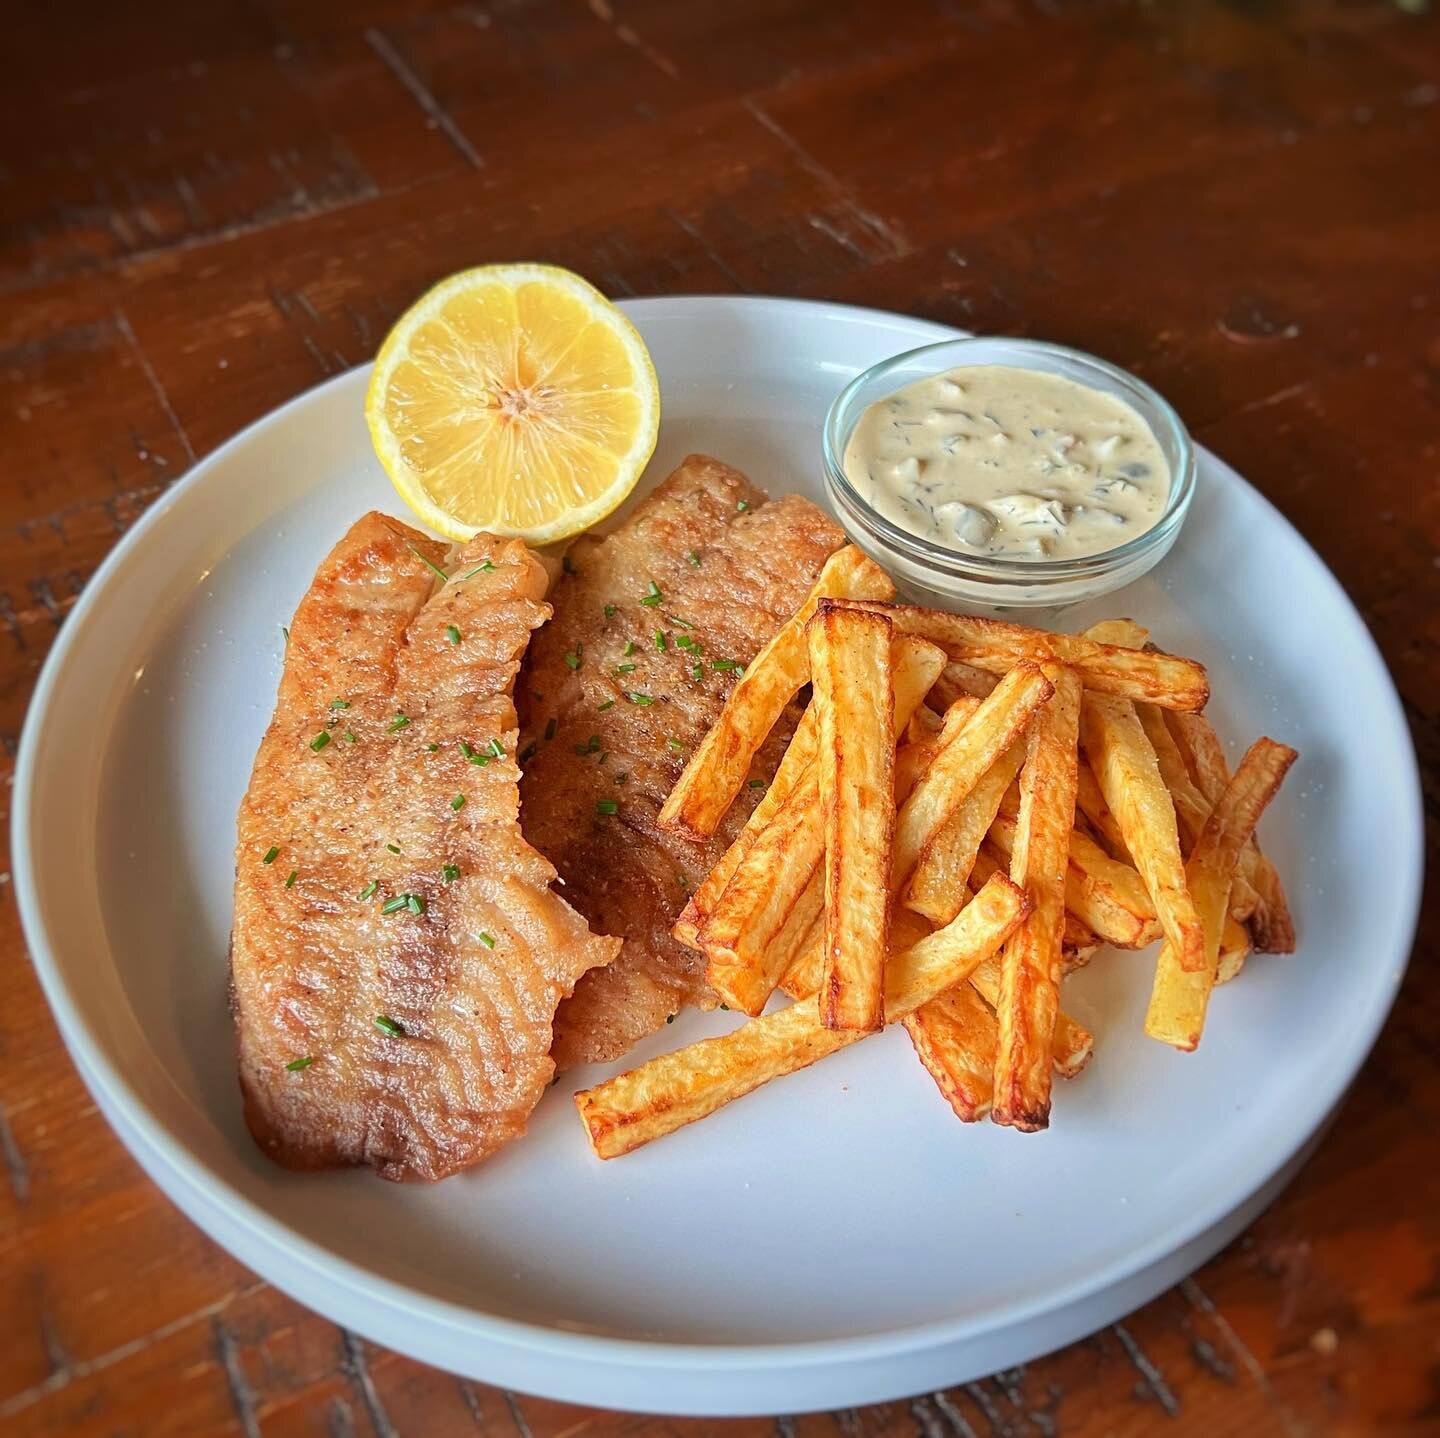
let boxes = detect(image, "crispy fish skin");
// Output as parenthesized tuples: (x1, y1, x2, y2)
(233, 512, 620, 1182)
(519, 455, 845, 1068)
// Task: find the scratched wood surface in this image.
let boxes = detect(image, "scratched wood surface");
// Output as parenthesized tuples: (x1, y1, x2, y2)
(2, 0, 1437, 1433)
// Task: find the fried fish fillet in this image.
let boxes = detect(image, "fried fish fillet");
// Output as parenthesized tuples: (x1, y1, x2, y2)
(233, 513, 620, 1181)
(518, 455, 845, 1068)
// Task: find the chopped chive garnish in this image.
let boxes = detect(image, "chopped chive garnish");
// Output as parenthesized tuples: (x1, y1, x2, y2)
(330, 697, 350, 710)
(666, 738, 683, 754)
(624, 640, 637, 656)
(640, 580, 662, 606)
(564, 651, 582, 671)
(736, 499, 750, 512)
(596, 799, 619, 816)
(359, 881, 379, 901)
(406, 893, 425, 915)
(426, 742, 439, 752)
(380, 895, 408, 914)
(286, 1056, 315, 1071)
(676, 634, 698, 651)
(627, 692, 654, 706)
(713, 659, 740, 672)
(667, 614, 692, 629)
(688, 549, 701, 567)
(479, 931, 496, 949)
(691, 663, 705, 681)
(469, 752, 490, 766)
(282, 625, 290, 643)
(460, 740, 475, 759)
(388, 714, 410, 732)
(386, 843, 401, 854)
(487, 739, 504, 759)
(720, 1003, 730, 1011)
(450, 794, 466, 811)
(445, 624, 461, 644)
(344, 730, 357, 743)
(749, 778, 766, 789)
(654, 630, 667, 651)
(544, 718, 557, 741)
(310, 731, 331, 752)
(562, 554, 576, 575)
(462, 562, 495, 579)
(597, 699, 615, 711)
(615, 773, 629, 784)
(408, 543, 449, 582)
(574, 734, 601, 755)
(285, 869, 298, 888)
(374, 1014, 405, 1036)
(616, 662, 637, 674)
(519, 740, 537, 762)
(666, 1013, 675, 1023)
(442, 864, 460, 883)
(603, 603, 616, 618)
(262, 846, 280, 865)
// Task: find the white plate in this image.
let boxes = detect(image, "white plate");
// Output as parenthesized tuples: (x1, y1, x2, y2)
(14, 298, 1421, 1416)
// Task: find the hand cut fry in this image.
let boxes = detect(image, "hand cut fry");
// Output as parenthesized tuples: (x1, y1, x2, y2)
(673, 700, 823, 950)
(904, 985, 997, 1122)
(658, 545, 895, 840)
(1217, 914, 1251, 985)
(930, 660, 998, 705)
(1145, 738, 1297, 1050)
(700, 636, 945, 1015)
(840, 601, 1210, 711)
(972, 845, 1101, 954)
(993, 665, 1081, 1131)
(904, 737, 1026, 926)
(970, 954, 1093, 1077)
(1080, 618, 1149, 649)
(988, 816, 1159, 950)
(575, 873, 1030, 1158)
(809, 602, 896, 1032)
(1075, 758, 1131, 861)
(893, 663, 1055, 888)
(1081, 691, 1205, 971)
(1164, 709, 1296, 953)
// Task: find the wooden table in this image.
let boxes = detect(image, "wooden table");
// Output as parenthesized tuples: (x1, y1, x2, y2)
(2, 1, 1436, 1433)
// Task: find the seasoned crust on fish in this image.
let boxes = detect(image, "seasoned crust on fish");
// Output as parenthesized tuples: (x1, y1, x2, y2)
(518, 455, 845, 1068)
(232, 512, 620, 1181)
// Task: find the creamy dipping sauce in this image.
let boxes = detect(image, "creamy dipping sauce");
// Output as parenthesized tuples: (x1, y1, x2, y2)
(842, 365, 1171, 561)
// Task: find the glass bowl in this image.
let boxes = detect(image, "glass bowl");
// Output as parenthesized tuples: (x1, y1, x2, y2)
(822, 336, 1197, 618)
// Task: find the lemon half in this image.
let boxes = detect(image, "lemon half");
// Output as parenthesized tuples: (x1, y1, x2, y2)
(366, 264, 659, 544)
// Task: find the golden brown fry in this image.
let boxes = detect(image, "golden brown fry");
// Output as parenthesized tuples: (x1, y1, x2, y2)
(809, 603, 896, 1032)
(931, 660, 998, 706)
(1080, 618, 1149, 648)
(893, 663, 1055, 888)
(1146, 739, 1297, 1050)
(1217, 914, 1251, 985)
(1081, 692, 1205, 971)
(988, 818, 1160, 950)
(972, 845, 1101, 954)
(658, 546, 894, 840)
(575, 874, 1030, 1158)
(673, 700, 823, 950)
(904, 985, 997, 1122)
(1135, 703, 1211, 851)
(992, 665, 1081, 1131)
(970, 954, 1093, 1077)
(1164, 709, 1296, 953)
(904, 737, 1026, 926)
(840, 601, 1210, 711)
(1075, 758, 1131, 860)
(701, 636, 945, 1015)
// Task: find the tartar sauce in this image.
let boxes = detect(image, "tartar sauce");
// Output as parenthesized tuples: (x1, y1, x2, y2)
(842, 365, 1170, 560)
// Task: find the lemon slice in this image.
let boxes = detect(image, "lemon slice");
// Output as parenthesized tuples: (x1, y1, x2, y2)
(366, 264, 659, 544)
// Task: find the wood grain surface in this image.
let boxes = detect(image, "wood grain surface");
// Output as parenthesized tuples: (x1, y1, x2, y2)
(2, 1, 1437, 1433)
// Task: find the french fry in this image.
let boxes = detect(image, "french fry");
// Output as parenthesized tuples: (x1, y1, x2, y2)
(1075, 758, 1131, 860)
(1080, 618, 1149, 648)
(904, 985, 997, 1122)
(1164, 709, 1296, 953)
(575, 873, 1030, 1158)
(1217, 914, 1251, 984)
(970, 954, 1093, 1077)
(841, 601, 1210, 711)
(903, 737, 1026, 926)
(658, 545, 895, 840)
(931, 660, 998, 705)
(987, 819, 1160, 950)
(992, 665, 1082, 1131)
(700, 636, 945, 1015)
(673, 699, 823, 950)
(1081, 692, 1205, 971)
(809, 603, 896, 1032)
(1145, 738, 1296, 1049)
(893, 663, 1055, 887)
(972, 845, 1101, 954)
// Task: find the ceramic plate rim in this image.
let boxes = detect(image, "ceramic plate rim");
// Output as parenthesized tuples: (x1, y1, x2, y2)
(12, 296, 1423, 1374)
